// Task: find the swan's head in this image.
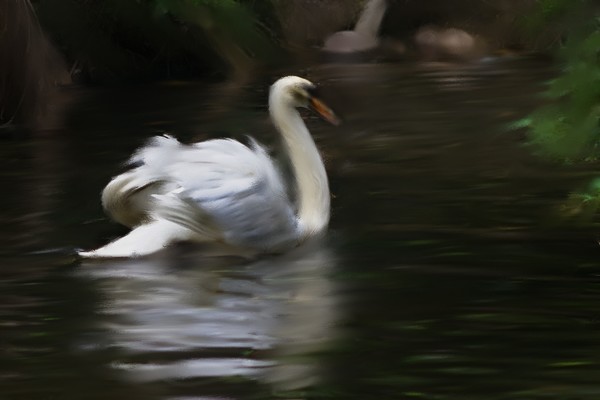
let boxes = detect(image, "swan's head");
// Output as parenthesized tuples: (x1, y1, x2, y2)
(270, 76, 340, 125)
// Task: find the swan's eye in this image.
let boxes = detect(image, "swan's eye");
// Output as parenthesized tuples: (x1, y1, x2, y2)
(291, 84, 317, 104)
(292, 88, 310, 104)
(305, 85, 318, 98)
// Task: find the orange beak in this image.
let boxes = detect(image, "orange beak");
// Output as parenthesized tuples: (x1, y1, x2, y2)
(309, 97, 341, 126)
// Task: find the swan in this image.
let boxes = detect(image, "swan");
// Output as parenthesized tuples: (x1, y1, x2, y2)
(79, 76, 339, 258)
(323, 0, 387, 54)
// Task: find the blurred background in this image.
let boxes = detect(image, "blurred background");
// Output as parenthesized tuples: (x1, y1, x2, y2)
(3, 1, 600, 399)
(1, 0, 596, 126)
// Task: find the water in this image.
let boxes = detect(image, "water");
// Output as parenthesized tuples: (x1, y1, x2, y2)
(3, 59, 600, 399)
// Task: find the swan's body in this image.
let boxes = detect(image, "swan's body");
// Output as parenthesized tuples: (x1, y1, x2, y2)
(323, 0, 387, 54)
(80, 76, 339, 258)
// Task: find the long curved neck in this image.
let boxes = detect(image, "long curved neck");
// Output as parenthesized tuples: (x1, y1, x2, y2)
(269, 95, 330, 238)
(354, 0, 387, 38)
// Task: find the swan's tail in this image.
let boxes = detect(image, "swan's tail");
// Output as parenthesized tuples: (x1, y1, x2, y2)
(102, 135, 182, 227)
(101, 170, 167, 228)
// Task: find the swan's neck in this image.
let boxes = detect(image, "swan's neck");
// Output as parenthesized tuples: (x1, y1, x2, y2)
(354, 0, 387, 38)
(269, 97, 330, 238)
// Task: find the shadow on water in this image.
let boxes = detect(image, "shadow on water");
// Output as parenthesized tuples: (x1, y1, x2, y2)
(3, 60, 600, 399)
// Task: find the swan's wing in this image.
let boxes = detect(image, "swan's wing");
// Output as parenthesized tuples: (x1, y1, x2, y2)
(134, 136, 298, 250)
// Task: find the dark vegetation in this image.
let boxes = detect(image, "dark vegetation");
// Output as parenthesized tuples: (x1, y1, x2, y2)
(1, 0, 598, 142)
(0, 1, 68, 127)
(33, 0, 282, 83)
(509, 0, 600, 220)
(8, 0, 566, 87)
(517, 0, 600, 160)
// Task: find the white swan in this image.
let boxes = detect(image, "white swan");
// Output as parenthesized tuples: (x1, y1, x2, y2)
(79, 76, 339, 258)
(323, 0, 387, 54)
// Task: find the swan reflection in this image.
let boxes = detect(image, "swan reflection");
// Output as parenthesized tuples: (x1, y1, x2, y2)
(78, 240, 340, 391)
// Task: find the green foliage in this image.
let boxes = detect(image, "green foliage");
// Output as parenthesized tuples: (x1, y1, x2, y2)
(521, 0, 585, 40)
(558, 177, 600, 221)
(538, 0, 576, 20)
(519, 2, 600, 161)
(517, 0, 600, 220)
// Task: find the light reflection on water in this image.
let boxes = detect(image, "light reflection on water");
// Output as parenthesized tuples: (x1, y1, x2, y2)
(78, 241, 340, 390)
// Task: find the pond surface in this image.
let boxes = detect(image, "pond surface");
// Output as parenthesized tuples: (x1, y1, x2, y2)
(3, 59, 600, 399)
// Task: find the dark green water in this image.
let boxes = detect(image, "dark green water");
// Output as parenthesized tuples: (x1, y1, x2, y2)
(3, 60, 600, 399)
